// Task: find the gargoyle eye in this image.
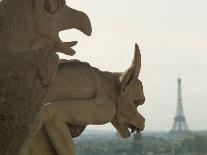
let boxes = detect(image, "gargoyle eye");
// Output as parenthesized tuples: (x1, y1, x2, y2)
(44, 0, 58, 14)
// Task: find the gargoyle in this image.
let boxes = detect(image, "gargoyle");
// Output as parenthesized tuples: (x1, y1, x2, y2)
(0, 0, 92, 55)
(39, 44, 145, 155)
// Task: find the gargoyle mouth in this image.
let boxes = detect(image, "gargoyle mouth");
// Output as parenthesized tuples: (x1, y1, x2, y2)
(56, 7, 92, 56)
(120, 123, 143, 138)
(128, 124, 142, 134)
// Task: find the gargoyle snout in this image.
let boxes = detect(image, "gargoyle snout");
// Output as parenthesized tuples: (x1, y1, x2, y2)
(134, 98, 145, 107)
(60, 7, 92, 36)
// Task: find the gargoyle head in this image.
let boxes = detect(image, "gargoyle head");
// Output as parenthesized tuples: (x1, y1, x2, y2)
(0, 0, 92, 55)
(33, 0, 92, 55)
(111, 44, 145, 138)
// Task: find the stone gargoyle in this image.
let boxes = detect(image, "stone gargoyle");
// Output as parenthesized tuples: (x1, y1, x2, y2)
(0, 0, 92, 55)
(0, 0, 92, 154)
(28, 44, 145, 155)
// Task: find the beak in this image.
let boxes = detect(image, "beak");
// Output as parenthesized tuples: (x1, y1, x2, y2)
(59, 6, 92, 36)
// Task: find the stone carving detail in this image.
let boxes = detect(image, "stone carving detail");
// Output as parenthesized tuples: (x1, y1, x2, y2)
(28, 44, 145, 155)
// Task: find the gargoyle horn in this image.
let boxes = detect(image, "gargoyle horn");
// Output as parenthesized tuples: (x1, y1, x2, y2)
(119, 43, 141, 94)
(132, 43, 141, 78)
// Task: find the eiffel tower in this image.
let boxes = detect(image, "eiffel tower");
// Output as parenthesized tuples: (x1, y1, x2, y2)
(169, 77, 191, 137)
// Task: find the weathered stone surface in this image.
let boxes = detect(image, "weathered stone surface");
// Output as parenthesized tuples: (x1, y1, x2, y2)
(0, 51, 59, 155)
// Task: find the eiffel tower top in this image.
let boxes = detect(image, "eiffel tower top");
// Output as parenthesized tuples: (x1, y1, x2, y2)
(176, 77, 184, 116)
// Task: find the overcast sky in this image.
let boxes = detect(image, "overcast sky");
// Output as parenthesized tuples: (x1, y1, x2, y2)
(59, 0, 207, 131)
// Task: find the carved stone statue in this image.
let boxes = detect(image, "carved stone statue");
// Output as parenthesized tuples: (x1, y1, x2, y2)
(0, 0, 92, 154)
(27, 44, 145, 155)
(0, 0, 92, 56)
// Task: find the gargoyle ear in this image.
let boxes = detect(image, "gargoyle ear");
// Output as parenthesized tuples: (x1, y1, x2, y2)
(132, 43, 141, 78)
(120, 43, 141, 94)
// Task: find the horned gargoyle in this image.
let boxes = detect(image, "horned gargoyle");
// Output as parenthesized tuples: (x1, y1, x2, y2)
(27, 44, 145, 155)
(0, 0, 92, 55)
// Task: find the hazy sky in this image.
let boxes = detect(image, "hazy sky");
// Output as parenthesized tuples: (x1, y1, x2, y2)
(59, 0, 207, 131)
